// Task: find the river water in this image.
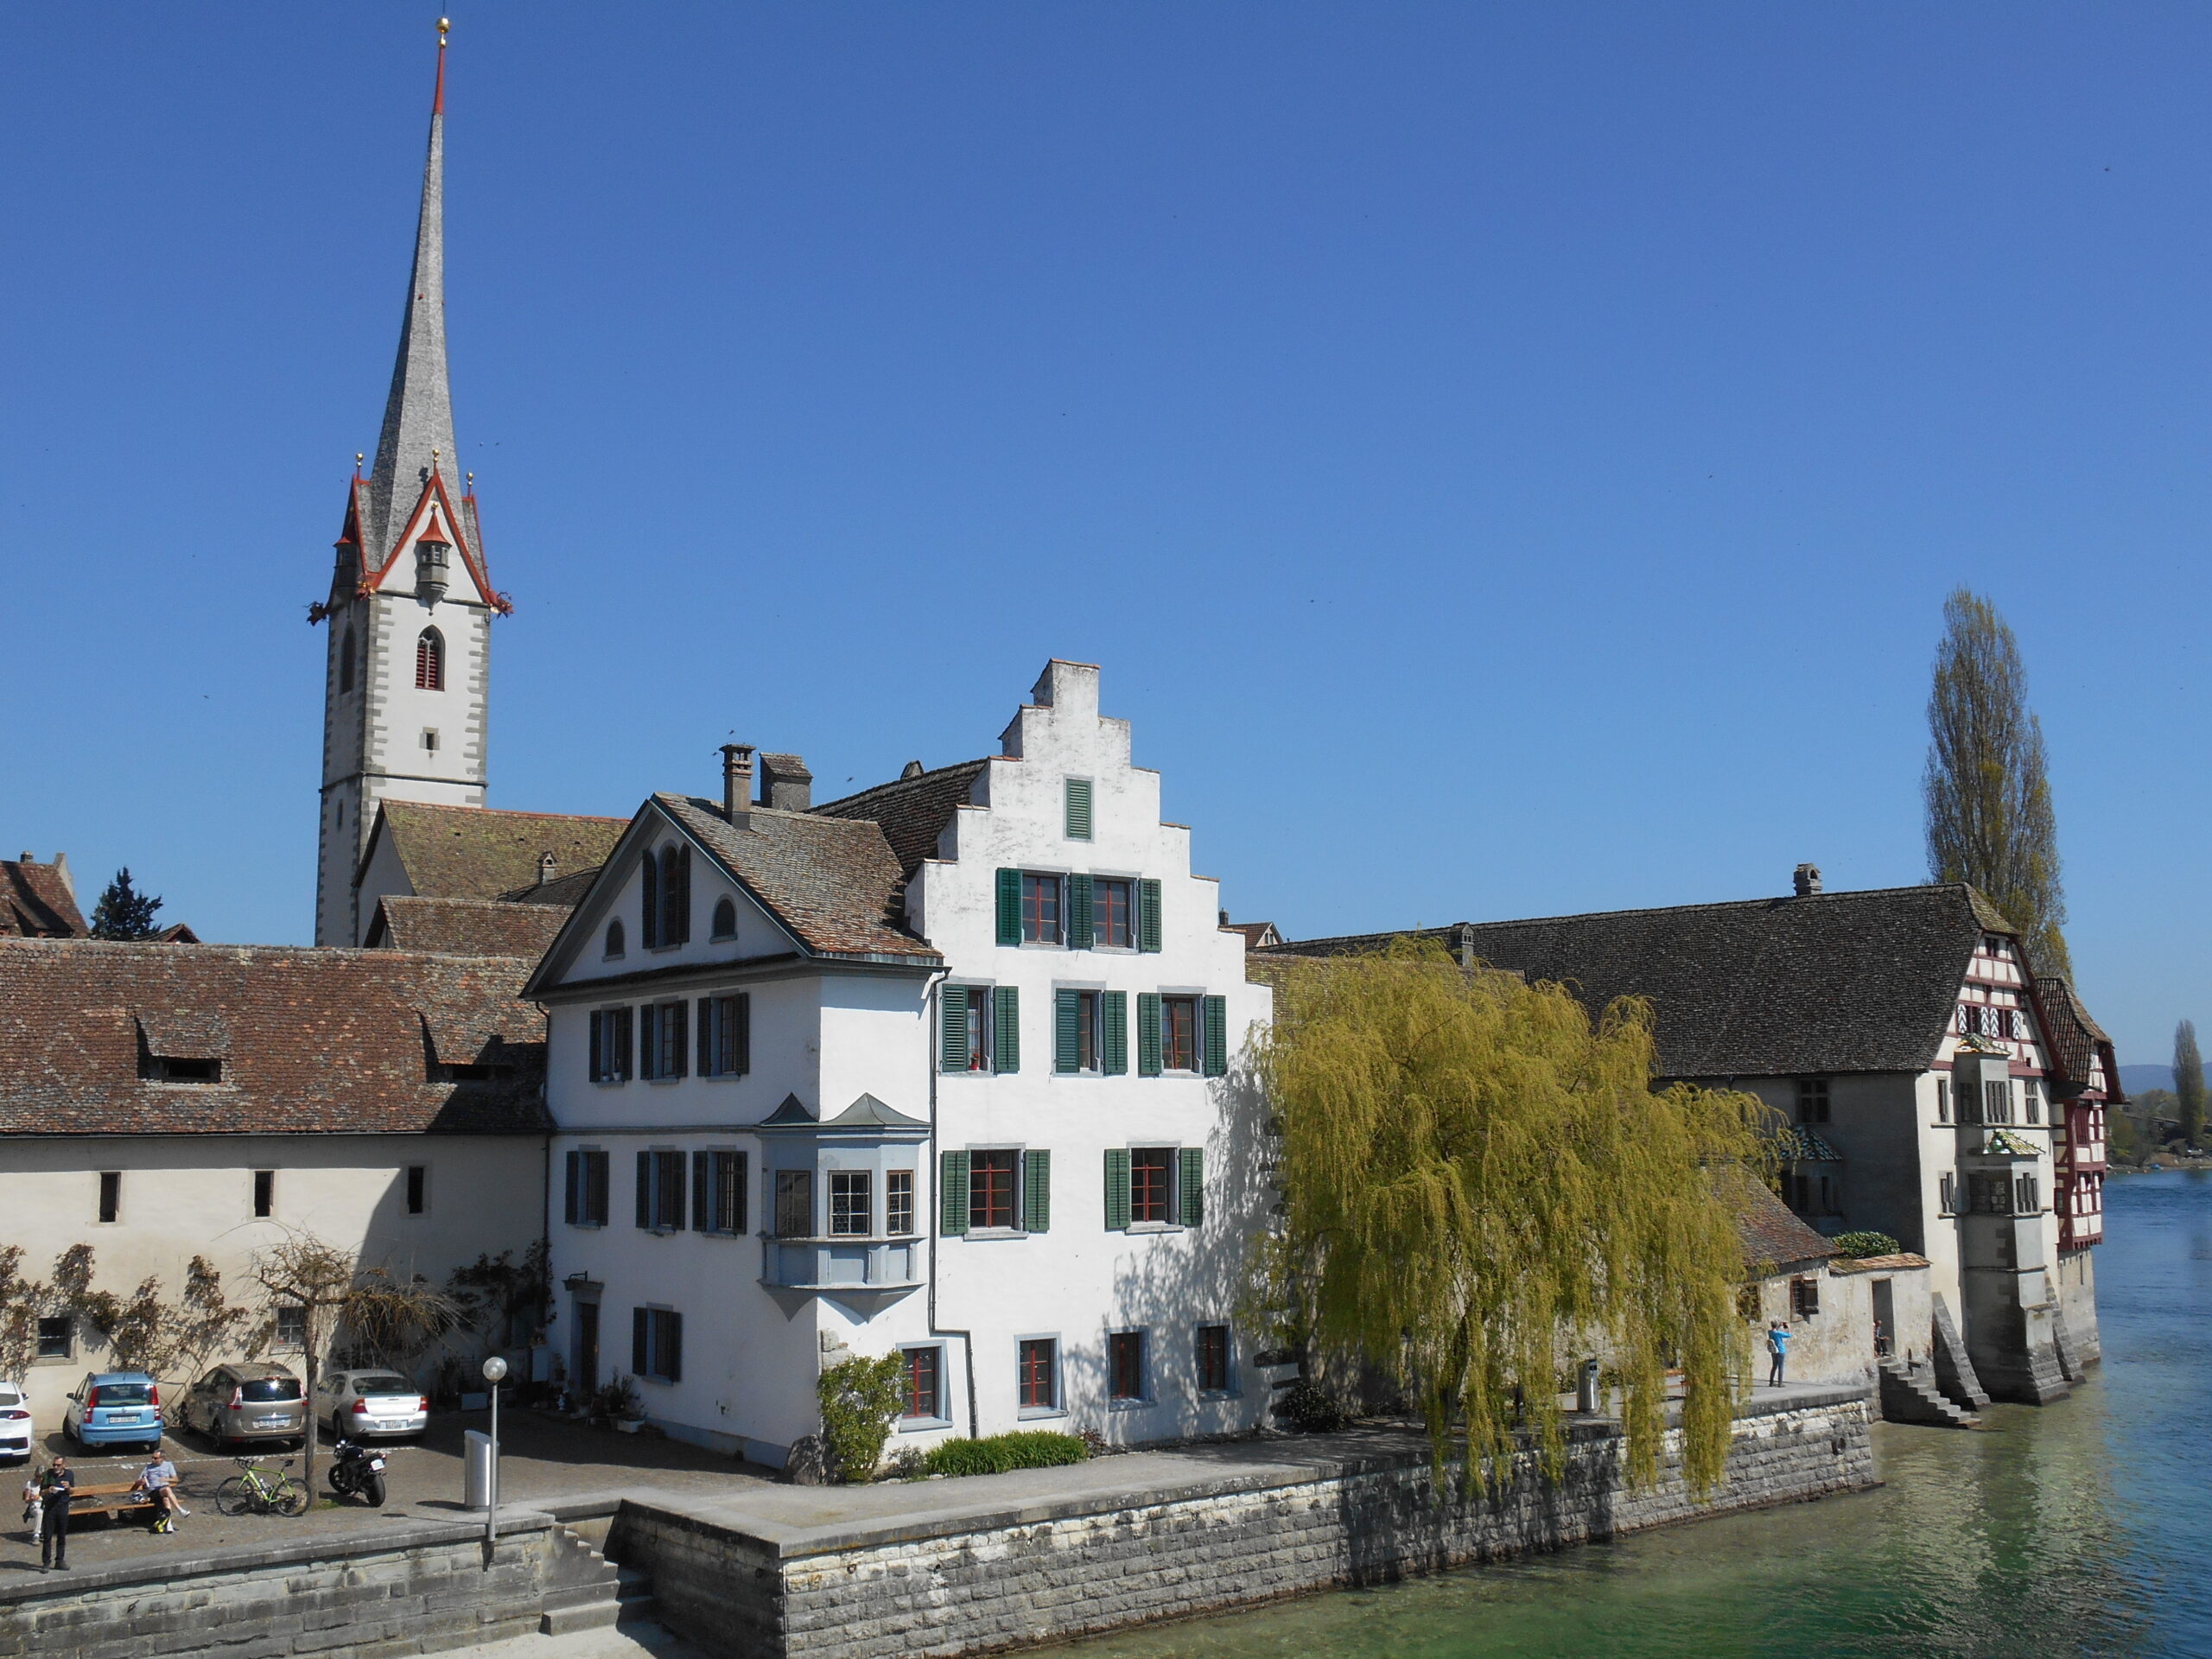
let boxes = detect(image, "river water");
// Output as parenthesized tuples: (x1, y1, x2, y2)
(1065, 1170, 2212, 1659)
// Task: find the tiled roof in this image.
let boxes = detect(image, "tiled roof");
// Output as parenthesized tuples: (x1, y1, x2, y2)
(812, 760, 991, 876)
(1268, 885, 2018, 1078)
(1226, 922, 1281, 950)
(2033, 976, 2123, 1099)
(0, 858, 86, 939)
(372, 803, 627, 902)
(1829, 1252, 1932, 1274)
(0, 938, 550, 1136)
(1777, 1127, 1844, 1162)
(1736, 1179, 1840, 1271)
(657, 796, 939, 964)
(368, 896, 572, 962)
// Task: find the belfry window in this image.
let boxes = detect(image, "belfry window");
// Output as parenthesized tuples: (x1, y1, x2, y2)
(415, 628, 444, 690)
(339, 626, 356, 693)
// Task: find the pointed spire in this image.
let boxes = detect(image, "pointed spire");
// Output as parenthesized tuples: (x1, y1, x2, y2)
(365, 19, 460, 560)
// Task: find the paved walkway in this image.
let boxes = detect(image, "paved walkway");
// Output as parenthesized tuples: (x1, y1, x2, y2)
(438, 1622, 708, 1659)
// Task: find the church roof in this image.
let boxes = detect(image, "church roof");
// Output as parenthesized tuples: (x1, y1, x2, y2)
(366, 895, 572, 961)
(1267, 884, 2029, 1079)
(0, 938, 549, 1137)
(812, 759, 991, 875)
(365, 803, 627, 903)
(0, 855, 86, 939)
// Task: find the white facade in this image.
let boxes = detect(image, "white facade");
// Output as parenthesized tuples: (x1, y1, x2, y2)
(537, 663, 1274, 1465)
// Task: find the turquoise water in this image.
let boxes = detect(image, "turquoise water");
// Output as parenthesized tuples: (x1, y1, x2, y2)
(1066, 1171, 2212, 1659)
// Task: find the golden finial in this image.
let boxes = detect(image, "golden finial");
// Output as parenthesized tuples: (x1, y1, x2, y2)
(466, 470, 474, 486)
(437, 17, 450, 43)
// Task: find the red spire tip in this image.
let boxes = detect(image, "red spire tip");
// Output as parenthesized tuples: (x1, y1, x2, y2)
(433, 17, 448, 114)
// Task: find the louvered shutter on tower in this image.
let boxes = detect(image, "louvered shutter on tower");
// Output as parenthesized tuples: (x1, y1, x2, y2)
(940, 1151, 970, 1236)
(1055, 989, 1081, 1074)
(1137, 994, 1163, 1077)
(1067, 874, 1094, 949)
(1203, 996, 1229, 1077)
(1179, 1147, 1205, 1227)
(941, 990, 968, 1073)
(1138, 880, 1162, 953)
(1102, 991, 1128, 1075)
(1022, 1150, 1052, 1233)
(994, 986, 1020, 1073)
(1103, 1148, 1132, 1230)
(996, 869, 1023, 946)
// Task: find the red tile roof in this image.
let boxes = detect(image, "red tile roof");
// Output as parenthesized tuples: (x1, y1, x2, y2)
(367, 803, 627, 902)
(367, 896, 571, 961)
(0, 858, 86, 939)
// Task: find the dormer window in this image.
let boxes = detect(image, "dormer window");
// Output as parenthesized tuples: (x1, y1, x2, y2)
(711, 897, 737, 940)
(415, 628, 444, 690)
(157, 1057, 221, 1084)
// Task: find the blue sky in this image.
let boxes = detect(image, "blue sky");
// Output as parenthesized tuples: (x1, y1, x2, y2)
(3, 3, 2205, 1062)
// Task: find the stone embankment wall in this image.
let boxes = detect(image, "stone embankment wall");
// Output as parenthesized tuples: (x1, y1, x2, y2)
(613, 1387, 1874, 1659)
(0, 1513, 556, 1659)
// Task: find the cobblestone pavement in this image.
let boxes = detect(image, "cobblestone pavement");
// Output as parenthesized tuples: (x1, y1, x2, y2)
(1, 1407, 774, 1576)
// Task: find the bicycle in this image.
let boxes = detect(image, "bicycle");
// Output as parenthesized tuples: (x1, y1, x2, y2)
(213, 1456, 310, 1517)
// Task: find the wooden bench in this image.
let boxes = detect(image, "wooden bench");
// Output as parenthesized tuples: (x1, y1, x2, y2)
(66, 1481, 156, 1522)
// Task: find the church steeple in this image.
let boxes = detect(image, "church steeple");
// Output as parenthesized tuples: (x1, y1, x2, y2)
(365, 17, 461, 562)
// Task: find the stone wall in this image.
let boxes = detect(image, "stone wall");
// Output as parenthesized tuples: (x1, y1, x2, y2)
(612, 1388, 1874, 1659)
(0, 1513, 556, 1659)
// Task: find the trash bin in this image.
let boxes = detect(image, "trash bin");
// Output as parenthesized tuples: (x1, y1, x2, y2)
(463, 1428, 493, 1510)
(1575, 1358, 1601, 1415)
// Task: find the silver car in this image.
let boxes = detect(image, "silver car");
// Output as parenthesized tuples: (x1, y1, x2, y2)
(185, 1363, 306, 1447)
(315, 1369, 429, 1440)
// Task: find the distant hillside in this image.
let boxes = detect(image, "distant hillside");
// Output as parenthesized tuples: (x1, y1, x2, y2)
(2120, 1065, 2175, 1094)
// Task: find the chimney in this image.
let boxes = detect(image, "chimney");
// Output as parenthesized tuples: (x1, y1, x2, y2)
(537, 851, 557, 886)
(721, 745, 756, 828)
(900, 760, 925, 780)
(759, 753, 813, 811)
(1793, 863, 1822, 898)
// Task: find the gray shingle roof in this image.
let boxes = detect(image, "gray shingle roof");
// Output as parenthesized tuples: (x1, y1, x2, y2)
(368, 896, 573, 962)
(812, 760, 990, 876)
(1268, 884, 2018, 1078)
(367, 803, 628, 903)
(1737, 1179, 1840, 1271)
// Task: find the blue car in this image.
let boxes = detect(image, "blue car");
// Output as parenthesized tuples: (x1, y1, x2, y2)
(63, 1371, 164, 1452)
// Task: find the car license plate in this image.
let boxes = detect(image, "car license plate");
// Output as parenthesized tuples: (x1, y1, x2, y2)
(254, 1414, 289, 1427)
(368, 1458, 385, 1471)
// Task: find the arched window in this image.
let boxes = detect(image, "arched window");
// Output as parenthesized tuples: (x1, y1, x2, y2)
(415, 628, 444, 690)
(339, 626, 356, 693)
(711, 897, 737, 940)
(659, 845, 690, 946)
(605, 918, 626, 959)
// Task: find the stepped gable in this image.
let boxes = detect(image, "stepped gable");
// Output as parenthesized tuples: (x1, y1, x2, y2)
(1268, 885, 2012, 1078)
(0, 856, 86, 938)
(366, 895, 573, 960)
(657, 796, 939, 964)
(0, 938, 549, 1136)
(812, 759, 991, 876)
(368, 803, 626, 901)
(1736, 1179, 1840, 1272)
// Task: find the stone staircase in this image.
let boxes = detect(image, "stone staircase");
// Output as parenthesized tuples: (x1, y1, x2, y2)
(1877, 1357, 1980, 1429)
(539, 1522, 657, 1636)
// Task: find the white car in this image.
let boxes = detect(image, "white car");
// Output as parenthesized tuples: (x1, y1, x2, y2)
(0, 1382, 30, 1461)
(315, 1369, 429, 1440)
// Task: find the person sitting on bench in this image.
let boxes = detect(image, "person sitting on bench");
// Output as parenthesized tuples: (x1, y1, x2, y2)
(137, 1452, 184, 1533)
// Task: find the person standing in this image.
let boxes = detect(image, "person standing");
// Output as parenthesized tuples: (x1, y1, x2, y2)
(39, 1457, 75, 1571)
(1767, 1320, 1791, 1388)
(19, 1467, 41, 1547)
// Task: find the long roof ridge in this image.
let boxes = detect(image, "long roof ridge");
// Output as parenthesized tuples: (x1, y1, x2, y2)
(810, 756, 991, 817)
(384, 801, 630, 824)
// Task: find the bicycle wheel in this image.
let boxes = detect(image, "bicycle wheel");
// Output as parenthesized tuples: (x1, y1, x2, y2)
(275, 1478, 309, 1517)
(215, 1475, 254, 1516)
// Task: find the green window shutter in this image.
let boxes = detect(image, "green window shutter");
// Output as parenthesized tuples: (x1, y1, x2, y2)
(996, 869, 1023, 946)
(1022, 1149, 1052, 1233)
(1065, 778, 1093, 841)
(563, 1151, 580, 1225)
(1102, 991, 1128, 1075)
(734, 993, 751, 1076)
(994, 985, 1020, 1073)
(1104, 1148, 1132, 1231)
(1139, 880, 1162, 953)
(1203, 995, 1229, 1077)
(635, 1151, 652, 1230)
(1054, 988, 1081, 1075)
(696, 998, 713, 1076)
(1067, 874, 1094, 950)
(1137, 993, 1163, 1077)
(940, 1151, 970, 1236)
(940, 988, 969, 1073)
(1179, 1147, 1205, 1227)
(641, 851, 659, 950)
(692, 1152, 711, 1231)
(632, 1307, 649, 1376)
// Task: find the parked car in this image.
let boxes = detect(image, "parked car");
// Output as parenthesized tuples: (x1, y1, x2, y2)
(62, 1371, 164, 1452)
(315, 1369, 429, 1440)
(183, 1363, 306, 1448)
(0, 1381, 32, 1462)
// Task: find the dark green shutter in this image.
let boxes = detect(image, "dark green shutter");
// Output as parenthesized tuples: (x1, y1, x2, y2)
(1022, 1149, 1052, 1233)
(734, 994, 751, 1076)
(1104, 1149, 1132, 1230)
(697, 999, 713, 1076)
(615, 1007, 632, 1079)
(666, 1312, 683, 1383)
(994, 986, 1020, 1073)
(940, 1151, 969, 1236)
(1055, 989, 1081, 1074)
(671, 1001, 689, 1077)
(1203, 995, 1229, 1077)
(632, 1307, 648, 1375)
(1138, 880, 1162, 953)
(1179, 1147, 1205, 1227)
(635, 1151, 652, 1229)
(641, 851, 659, 950)
(1065, 778, 1093, 841)
(1067, 874, 1093, 949)
(940, 989, 969, 1073)
(996, 869, 1023, 946)
(1102, 991, 1128, 1075)
(674, 847, 691, 944)
(588, 1013, 602, 1082)
(692, 1152, 711, 1231)
(564, 1151, 580, 1224)
(1137, 994, 1163, 1077)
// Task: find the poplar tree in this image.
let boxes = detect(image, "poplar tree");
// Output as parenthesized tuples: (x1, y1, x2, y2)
(2176, 1020, 2205, 1148)
(1923, 588, 2071, 977)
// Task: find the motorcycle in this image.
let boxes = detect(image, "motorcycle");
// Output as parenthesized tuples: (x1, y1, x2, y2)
(327, 1438, 388, 1508)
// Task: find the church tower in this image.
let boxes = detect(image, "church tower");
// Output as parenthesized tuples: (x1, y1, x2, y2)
(315, 22, 507, 946)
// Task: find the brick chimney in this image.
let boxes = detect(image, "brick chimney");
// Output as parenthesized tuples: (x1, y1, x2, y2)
(1793, 863, 1822, 898)
(721, 745, 756, 828)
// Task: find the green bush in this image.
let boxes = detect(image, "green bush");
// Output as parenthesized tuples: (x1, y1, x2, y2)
(1829, 1230, 1902, 1259)
(818, 1354, 905, 1483)
(912, 1431, 1090, 1478)
(1273, 1379, 1348, 1433)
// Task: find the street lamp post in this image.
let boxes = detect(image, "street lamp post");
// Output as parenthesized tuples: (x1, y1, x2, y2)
(481, 1355, 508, 1548)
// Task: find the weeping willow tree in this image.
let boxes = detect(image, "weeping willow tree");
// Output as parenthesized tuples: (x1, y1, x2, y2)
(1254, 942, 1780, 1496)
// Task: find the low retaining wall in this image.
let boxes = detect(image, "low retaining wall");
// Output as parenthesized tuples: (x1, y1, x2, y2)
(612, 1387, 1875, 1659)
(0, 1511, 557, 1659)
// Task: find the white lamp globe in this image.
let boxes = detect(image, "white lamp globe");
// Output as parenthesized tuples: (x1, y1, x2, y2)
(481, 1356, 509, 1383)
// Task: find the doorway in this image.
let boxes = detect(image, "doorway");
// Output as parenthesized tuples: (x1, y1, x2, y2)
(1872, 1278, 1895, 1358)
